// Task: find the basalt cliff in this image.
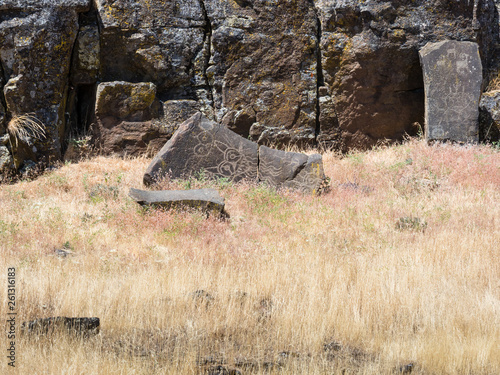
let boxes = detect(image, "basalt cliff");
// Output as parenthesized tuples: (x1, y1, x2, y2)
(0, 0, 499, 170)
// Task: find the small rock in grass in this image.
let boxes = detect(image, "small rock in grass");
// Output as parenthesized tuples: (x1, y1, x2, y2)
(21, 317, 100, 337)
(396, 217, 427, 232)
(399, 362, 414, 374)
(205, 365, 241, 375)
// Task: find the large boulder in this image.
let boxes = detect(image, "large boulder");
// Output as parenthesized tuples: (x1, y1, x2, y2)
(259, 146, 326, 194)
(91, 81, 162, 156)
(92, 82, 216, 157)
(144, 113, 259, 185)
(144, 114, 328, 194)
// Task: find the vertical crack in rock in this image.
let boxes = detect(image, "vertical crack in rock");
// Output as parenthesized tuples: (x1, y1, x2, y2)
(257, 144, 261, 182)
(315, 15, 324, 142)
(62, 23, 80, 156)
(199, 0, 215, 110)
(0, 60, 8, 116)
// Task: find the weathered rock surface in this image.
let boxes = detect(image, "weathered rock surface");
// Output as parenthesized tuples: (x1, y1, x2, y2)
(0, 0, 499, 168)
(144, 114, 327, 194)
(479, 90, 500, 142)
(420, 40, 482, 143)
(96, 0, 211, 106)
(129, 187, 225, 215)
(144, 113, 259, 185)
(21, 316, 100, 336)
(0, 6, 81, 163)
(70, 24, 99, 86)
(91, 81, 162, 156)
(315, 0, 499, 150)
(205, 0, 319, 145)
(0, 144, 12, 170)
(0, 1, 89, 11)
(259, 146, 326, 194)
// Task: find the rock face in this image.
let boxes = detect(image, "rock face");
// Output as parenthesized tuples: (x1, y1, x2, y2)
(479, 90, 500, 142)
(205, 0, 319, 145)
(419, 40, 482, 143)
(129, 187, 225, 215)
(92, 81, 164, 156)
(0, 0, 499, 168)
(0, 4, 83, 162)
(144, 114, 327, 194)
(315, 0, 499, 150)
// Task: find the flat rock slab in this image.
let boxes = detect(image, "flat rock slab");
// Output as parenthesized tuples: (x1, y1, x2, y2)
(21, 317, 100, 336)
(419, 40, 482, 143)
(129, 187, 225, 215)
(144, 113, 259, 185)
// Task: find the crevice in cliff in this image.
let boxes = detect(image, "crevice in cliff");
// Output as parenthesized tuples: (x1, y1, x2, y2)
(315, 15, 324, 142)
(0, 60, 8, 119)
(63, 3, 99, 156)
(199, 0, 215, 111)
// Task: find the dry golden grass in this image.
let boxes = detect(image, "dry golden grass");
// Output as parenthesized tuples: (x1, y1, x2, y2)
(6, 114, 46, 147)
(487, 71, 500, 92)
(0, 139, 499, 374)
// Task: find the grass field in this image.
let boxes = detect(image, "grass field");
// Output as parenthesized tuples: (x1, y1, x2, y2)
(1, 139, 499, 374)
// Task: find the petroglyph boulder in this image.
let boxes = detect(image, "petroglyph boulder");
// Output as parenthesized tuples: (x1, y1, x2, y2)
(144, 114, 327, 194)
(259, 146, 326, 194)
(144, 113, 259, 185)
(419, 40, 482, 143)
(129, 187, 225, 215)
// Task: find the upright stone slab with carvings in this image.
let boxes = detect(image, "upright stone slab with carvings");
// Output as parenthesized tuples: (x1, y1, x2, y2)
(419, 40, 482, 143)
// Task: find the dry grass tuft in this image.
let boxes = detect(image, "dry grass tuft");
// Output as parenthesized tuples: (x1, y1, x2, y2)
(486, 71, 500, 92)
(0, 139, 499, 374)
(7, 114, 46, 147)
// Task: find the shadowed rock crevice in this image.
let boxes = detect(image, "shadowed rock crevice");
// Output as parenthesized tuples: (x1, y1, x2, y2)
(64, 1, 100, 156)
(0, 60, 7, 134)
(199, 0, 215, 111)
(315, 14, 324, 141)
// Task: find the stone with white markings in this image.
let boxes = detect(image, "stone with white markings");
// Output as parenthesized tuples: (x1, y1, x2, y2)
(259, 146, 326, 194)
(144, 113, 259, 185)
(419, 40, 482, 143)
(144, 113, 328, 194)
